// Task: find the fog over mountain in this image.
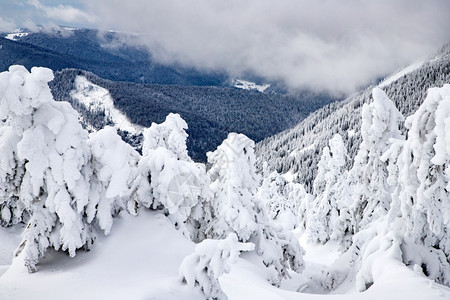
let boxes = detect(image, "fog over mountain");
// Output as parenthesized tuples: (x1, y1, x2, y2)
(87, 0, 450, 95)
(2, 1, 450, 95)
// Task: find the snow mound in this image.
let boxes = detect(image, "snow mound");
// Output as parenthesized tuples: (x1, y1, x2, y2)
(0, 226, 23, 270)
(0, 211, 202, 300)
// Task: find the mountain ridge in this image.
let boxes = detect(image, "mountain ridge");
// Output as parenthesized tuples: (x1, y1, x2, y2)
(1, 28, 228, 86)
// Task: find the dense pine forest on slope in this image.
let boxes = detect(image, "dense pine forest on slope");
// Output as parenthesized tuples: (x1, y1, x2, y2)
(256, 44, 450, 192)
(1, 28, 227, 86)
(49, 69, 335, 161)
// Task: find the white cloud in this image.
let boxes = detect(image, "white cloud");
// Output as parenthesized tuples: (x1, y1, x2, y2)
(28, 0, 96, 24)
(0, 17, 16, 32)
(85, 0, 450, 94)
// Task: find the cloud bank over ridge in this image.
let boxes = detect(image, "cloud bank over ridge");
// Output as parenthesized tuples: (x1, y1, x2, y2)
(2, 1, 450, 94)
(85, 0, 450, 94)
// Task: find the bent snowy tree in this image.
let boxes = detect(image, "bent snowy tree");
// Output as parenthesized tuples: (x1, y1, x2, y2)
(207, 133, 304, 286)
(348, 85, 450, 290)
(0, 66, 94, 271)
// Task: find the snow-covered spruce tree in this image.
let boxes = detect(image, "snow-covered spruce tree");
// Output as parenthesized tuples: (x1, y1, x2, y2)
(0, 66, 47, 227)
(258, 171, 288, 221)
(86, 126, 140, 234)
(297, 186, 314, 232)
(207, 133, 304, 286)
(0, 66, 95, 272)
(387, 84, 450, 286)
(142, 112, 190, 161)
(134, 113, 213, 241)
(351, 85, 450, 291)
(349, 87, 404, 231)
(0, 126, 26, 227)
(306, 134, 350, 245)
(284, 180, 309, 231)
(179, 233, 254, 299)
(257, 170, 306, 231)
(258, 162, 312, 232)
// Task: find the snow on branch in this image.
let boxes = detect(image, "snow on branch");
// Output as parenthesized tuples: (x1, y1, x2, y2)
(179, 233, 254, 299)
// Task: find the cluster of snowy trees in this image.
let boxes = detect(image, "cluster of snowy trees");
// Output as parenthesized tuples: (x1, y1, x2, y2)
(0, 66, 304, 297)
(295, 86, 450, 289)
(256, 44, 450, 192)
(257, 165, 310, 231)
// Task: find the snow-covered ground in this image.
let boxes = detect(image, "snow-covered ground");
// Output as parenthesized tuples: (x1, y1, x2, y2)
(71, 76, 142, 134)
(222, 233, 450, 300)
(1, 217, 448, 300)
(233, 79, 271, 92)
(0, 211, 201, 299)
(4, 31, 29, 41)
(0, 226, 24, 276)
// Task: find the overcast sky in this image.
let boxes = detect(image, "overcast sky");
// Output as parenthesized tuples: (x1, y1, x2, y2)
(1, 0, 450, 95)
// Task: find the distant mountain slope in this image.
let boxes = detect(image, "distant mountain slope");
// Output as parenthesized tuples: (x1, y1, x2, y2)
(256, 44, 450, 192)
(1, 28, 227, 86)
(49, 69, 335, 161)
(0, 36, 84, 70)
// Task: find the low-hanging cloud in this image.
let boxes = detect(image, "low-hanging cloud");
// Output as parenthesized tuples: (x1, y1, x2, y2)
(84, 0, 450, 95)
(0, 17, 16, 32)
(29, 0, 96, 24)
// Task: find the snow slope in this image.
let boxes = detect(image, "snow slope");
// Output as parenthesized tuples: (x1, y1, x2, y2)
(1, 212, 448, 300)
(0, 226, 23, 276)
(0, 210, 202, 300)
(70, 75, 142, 134)
(4, 32, 29, 41)
(221, 235, 450, 300)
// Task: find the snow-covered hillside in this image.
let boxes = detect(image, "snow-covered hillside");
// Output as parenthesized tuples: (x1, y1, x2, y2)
(70, 75, 142, 134)
(1, 212, 448, 300)
(49, 68, 335, 161)
(0, 211, 202, 299)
